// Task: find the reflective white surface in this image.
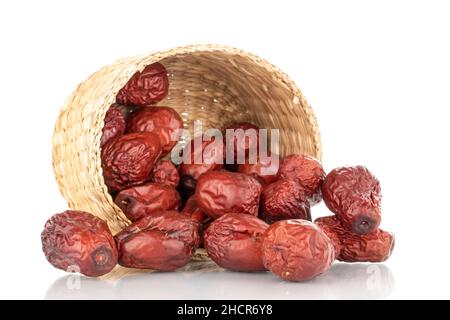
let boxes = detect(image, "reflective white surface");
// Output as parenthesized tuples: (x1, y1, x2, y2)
(45, 262, 394, 300)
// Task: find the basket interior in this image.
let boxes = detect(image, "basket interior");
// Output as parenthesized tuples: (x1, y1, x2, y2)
(151, 51, 318, 158)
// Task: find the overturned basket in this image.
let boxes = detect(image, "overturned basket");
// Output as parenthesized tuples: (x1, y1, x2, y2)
(52, 44, 322, 235)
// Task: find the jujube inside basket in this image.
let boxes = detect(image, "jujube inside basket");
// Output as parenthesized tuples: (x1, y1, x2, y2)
(52, 44, 322, 234)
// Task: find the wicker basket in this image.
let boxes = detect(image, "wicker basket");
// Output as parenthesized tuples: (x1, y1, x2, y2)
(52, 44, 322, 235)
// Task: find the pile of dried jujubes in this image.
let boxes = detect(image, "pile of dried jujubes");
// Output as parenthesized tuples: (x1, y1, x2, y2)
(41, 63, 394, 281)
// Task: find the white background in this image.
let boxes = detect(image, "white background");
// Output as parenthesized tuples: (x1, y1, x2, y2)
(0, 0, 449, 299)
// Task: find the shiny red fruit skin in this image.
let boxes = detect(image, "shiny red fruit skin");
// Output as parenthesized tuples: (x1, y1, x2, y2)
(277, 154, 325, 205)
(100, 104, 126, 147)
(315, 216, 394, 262)
(237, 153, 279, 185)
(180, 135, 225, 184)
(195, 171, 262, 219)
(181, 196, 208, 223)
(116, 62, 169, 107)
(127, 107, 183, 155)
(150, 160, 180, 188)
(260, 179, 311, 223)
(101, 132, 162, 192)
(114, 183, 181, 222)
(115, 211, 200, 271)
(321, 166, 382, 235)
(204, 213, 269, 271)
(41, 210, 118, 277)
(262, 220, 335, 282)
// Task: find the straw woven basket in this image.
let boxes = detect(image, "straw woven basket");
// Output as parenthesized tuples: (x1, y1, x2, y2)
(52, 44, 322, 236)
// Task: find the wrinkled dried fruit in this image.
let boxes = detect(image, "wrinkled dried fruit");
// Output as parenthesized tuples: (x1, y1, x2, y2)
(313, 215, 343, 256)
(195, 171, 262, 219)
(181, 196, 208, 224)
(127, 107, 183, 155)
(204, 213, 269, 271)
(260, 179, 311, 223)
(315, 216, 394, 262)
(101, 132, 162, 192)
(262, 220, 335, 282)
(115, 183, 181, 222)
(277, 154, 325, 205)
(41, 210, 118, 277)
(223, 122, 259, 164)
(150, 160, 180, 188)
(116, 62, 169, 107)
(237, 153, 280, 185)
(322, 166, 382, 235)
(180, 135, 225, 193)
(115, 211, 199, 271)
(100, 104, 126, 147)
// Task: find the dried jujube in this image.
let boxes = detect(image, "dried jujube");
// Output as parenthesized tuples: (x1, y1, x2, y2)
(115, 183, 181, 222)
(150, 160, 180, 188)
(277, 154, 325, 205)
(195, 171, 262, 219)
(315, 216, 394, 263)
(101, 132, 162, 192)
(237, 153, 279, 185)
(260, 179, 311, 223)
(100, 104, 126, 147)
(127, 107, 183, 155)
(115, 211, 200, 271)
(322, 166, 382, 235)
(180, 135, 225, 191)
(41, 210, 118, 277)
(204, 213, 269, 271)
(262, 220, 335, 282)
(117, 62, 169, 107)
(181, 196, 208, 224)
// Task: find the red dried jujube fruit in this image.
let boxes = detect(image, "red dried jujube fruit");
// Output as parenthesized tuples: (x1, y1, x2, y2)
(237, 153, 280, 185)
(195, 171, 262, 219)
(41, 210, 118, 277)
(115, 211, 200, 271)
(204, 213, 269, 271)
(262, 220, 335, 282)
(260, 179, 311, 223)
(100, 104, 126, 147)
(277, 154, 325, 205)
(181, 196, 208, 224)
(117, 62, 169, 107)
(101, 132, 162, 192)
(315, 216, 394, 262)
(322, 166, 382, 235)
(150, 160, 180, 188)
(180, 135, 225, 191)
(127, 107, 183, 155)
(115, 183, 181, 222)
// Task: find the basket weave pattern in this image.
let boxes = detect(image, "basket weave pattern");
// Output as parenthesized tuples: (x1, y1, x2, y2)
(52, 44, 321, 234)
